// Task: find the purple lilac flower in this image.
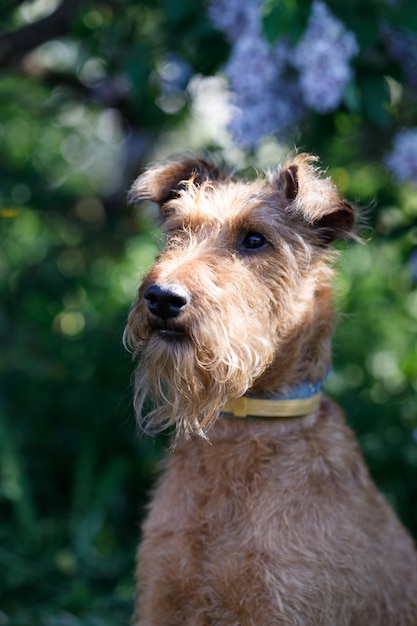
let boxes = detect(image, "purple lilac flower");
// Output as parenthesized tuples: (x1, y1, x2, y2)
(207, 0, 303, 146)
(226, 31, 287, 96)
(207, 0, 358, 147)
(228, 90, 302, 149)
(207, 0, 261, 43)
(383, 25, 417, 91)
(293, 1, 358, 113)
(226, 31, 303, 148)
(385, 128, 417, 183)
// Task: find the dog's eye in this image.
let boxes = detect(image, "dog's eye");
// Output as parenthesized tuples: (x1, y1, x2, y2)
(241, 232, 268, 250)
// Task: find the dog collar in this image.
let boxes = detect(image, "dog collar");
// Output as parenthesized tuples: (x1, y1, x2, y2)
(221, 376, 328, 420)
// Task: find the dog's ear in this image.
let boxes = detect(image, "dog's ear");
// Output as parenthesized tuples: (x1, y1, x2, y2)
(272, 153, 355, 244)
(129, 157, 228, 209)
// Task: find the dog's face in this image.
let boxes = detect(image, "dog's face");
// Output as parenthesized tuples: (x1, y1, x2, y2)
(125, 155, 354, 437)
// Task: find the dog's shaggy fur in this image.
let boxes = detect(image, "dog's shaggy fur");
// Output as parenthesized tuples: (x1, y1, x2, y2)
(125, 154, 417, 625)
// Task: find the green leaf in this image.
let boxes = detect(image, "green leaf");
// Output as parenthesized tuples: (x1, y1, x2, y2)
(358, 74, 391, 127)
(262, 0, 310, 45)
(388, 0, 417, 34)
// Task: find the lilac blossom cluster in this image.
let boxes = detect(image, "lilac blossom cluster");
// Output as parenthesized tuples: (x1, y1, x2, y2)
(226, 31, 302, 148)
(385, 128, 417, 183)
(208, 0, 301, 147)
(207, 0, 358, 147)
(383, 25, 417, 91)
(292, 1, 358, 113)
(207, 0, 261, 43)
(382, 27, 417, 184)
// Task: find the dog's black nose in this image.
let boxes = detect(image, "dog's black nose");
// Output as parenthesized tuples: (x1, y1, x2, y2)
(144, 284, 190, 320)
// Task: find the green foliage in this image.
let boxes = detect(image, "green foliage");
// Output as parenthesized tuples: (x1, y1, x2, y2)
(1, 0, 417, 623)
(330, 232, 417, 532)
(0, 201, 163, 623)
(262, 0, 310, 44)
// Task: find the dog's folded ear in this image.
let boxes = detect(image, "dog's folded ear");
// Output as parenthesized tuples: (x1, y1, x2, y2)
(272, 153, 355, 244)
(129, 157, 228, 208)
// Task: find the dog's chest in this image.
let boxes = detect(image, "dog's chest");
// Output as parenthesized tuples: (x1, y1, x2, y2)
(138, 422, 417, 625)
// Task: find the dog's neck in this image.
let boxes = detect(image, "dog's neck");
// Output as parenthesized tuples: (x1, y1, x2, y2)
(222, 371, 330, 420)
(249, 282, 334, 398)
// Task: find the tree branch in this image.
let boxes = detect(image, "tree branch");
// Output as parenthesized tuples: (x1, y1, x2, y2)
(0, 0, 85, 68)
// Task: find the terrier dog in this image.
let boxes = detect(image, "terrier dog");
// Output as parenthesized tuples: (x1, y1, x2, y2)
(125, 154, 417, 625)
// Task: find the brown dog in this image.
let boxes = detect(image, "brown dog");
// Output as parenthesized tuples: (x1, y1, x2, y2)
(125, 154, 417, 625)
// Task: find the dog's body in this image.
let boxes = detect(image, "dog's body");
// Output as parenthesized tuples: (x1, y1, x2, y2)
(126, 155, 417, 625)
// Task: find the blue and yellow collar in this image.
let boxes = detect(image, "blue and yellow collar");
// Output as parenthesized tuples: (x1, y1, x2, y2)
(221, 376, 329, 420)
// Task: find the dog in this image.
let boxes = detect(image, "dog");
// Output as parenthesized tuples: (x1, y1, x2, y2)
(125, 154, 417, 625)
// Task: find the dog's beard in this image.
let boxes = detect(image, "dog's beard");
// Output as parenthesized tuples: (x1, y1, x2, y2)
(127, 315, 274, 438)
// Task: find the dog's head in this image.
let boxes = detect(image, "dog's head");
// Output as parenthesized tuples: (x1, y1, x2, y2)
(125, 155, 355, 437)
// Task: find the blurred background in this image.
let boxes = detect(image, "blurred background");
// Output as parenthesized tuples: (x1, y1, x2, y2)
(1, 0, 417, 623)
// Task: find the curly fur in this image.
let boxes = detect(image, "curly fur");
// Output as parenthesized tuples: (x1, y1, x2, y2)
(125, 153, 417, 625)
